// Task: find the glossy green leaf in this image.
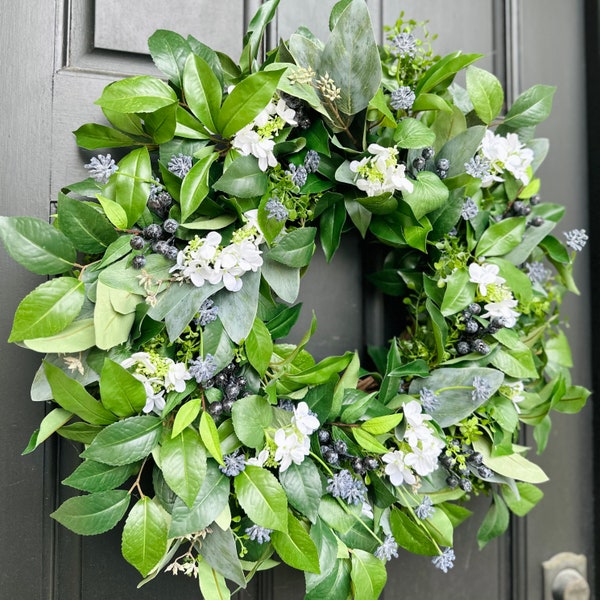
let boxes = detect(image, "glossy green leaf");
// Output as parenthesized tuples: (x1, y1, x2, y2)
(440, 268, 475, 316)
(62, 460, 138, 493)
(305, 517, 339, 592)
(279, 459, 323, 523)
(197, 559, 231, 600)
(268, 227, 317, 268)
(417, 52, 483, 95)
(499, 84, 556, 131)
(148, 29, 191, 88)
(96, 194, 129, 229)
(389, 507, 437, 555)
(51, 490, 130, 535)
(82, 415, 162, 465)
(439, 125, 486, 178)
(73, 123, 139, 150)
(266, 303, 302, 339)
(197, 525, 247, 589)
(305, 559, 351, 600)
(0, 216, 76, 275)
(93, 281, 138, 349)
(44, 361, 117, 425)
(402, 171, 449, 221)
(352, 428, 388, 454)
(234, 465, 288, 531)
(361, 413, 403, 435)
(319, 200, 346, 262)
(100, 358, 147, 417)
(9, 277, 84, 342)
(103, 147, 152, 228)
(122, 497, 170, 576)
(271, 512, 320, 573)
(200, 410, 224, 465)
(171, 398, 201, 438)
(217, 69, 286, 137)
(143, 103, 177, 144)
(169, 460, 230, 537)
(213, 155, 268, 198)
(22, 407, 73, 454)
(477, 495, 509, 549)
(350, 548, 387, 600)
(239, 0, 280, 73)
(261, 256, 300, 303)
(393, 118, 436, 148)
(180, 152, 218, 222)
(466, 66, 503, 125)
(475, 217, 526, 257)
(160, 428, 207, 508)
(95, 75, 177, 113)
(490, 346, 538, 379)
(502, 482, 544, 517)
(318, 0, 380, 115)
(246, 318, 273, 377)
(183, 54, 222, 132)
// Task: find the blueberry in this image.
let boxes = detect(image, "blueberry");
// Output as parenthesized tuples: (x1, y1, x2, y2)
(318, 430, 331, 444)
(530, 216, 545, 227)
(459, 478, 473, 492)
(446, 474, 460, 488)
(465, 319, 480, 335)
(147, 197, 163, 214)
(164, 245, 179, 261)
(456, 341, 471, 355)
(237, 376, 247, 388)
(208, 401, 223, 417)
(333, 440, 348, 455)
(412, 157, 426, 171)
(364, 457, 379, 471)
(467, 452, 483, 466)
(439, 454, 455, 469)
(153, 240, 169, 255)
(163, 218, 178, 234)
(471, 339, 490, 355)
(530, 194, 541, 205)
(422, 147, 435, 160)
(352, 458, 366, 475)
(468, 303, 481, 315)
(130, 235, 145, 250)
(436, 169, 448, 179)
(214, 373, 228, 387)
(143, 224, 163, 240)
(132, 255, 146, 269)
(324, 449, 339, 465)
(222, 398, 235, 413)
(225, 382, 241, 400)
(477, 465, 494, 478)
(436, 158, 450, 171)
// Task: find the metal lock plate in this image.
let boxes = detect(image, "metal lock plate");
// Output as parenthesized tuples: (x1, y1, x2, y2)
(542, 552, 589, 600)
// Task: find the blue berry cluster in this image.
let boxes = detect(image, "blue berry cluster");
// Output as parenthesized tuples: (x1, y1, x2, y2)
(318, 429, 379, 476)
(205, 362, 249, 417)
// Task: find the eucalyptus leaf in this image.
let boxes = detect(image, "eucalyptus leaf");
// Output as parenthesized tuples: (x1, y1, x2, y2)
(271, 512, 320, 573)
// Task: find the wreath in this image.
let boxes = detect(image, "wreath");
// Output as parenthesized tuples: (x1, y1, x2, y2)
(0, 1, 590, 598)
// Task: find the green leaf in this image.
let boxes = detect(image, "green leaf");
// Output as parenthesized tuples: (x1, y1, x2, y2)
(500, 84, 556, 131)
(183, 54, 222, 132)
(143, 103, 177, 144)
(82, 415, 162, 465)
(352, 428, 388, 454)
(440, 268, 475, 316)
(93, 281, 137, 350)
(439, 125, 486, 178)
(423, 507, 454, 547)
(160, 428, 207, 509)
(502, 482, 544, 517)
(22, 407, 73, 454)
(268, 227, 317, 268)
(95, 75, 177, 113)
(58, 422, 104, 444)
(62, 460, 137, 493)
(361, 413, 403, 435)
(197, 559, 231, 600)
(271, 512, 320, 573)
(100, 358, 147, 417)
(240, 0, 280, 73)
(23, 318, 95, 353)
(246, 318, 274, 377)
(51, 490, 130, 535)
(350, 548, 387, 600)
(234, 465, 288, 531)
(279, 459, 323, 523)
(9, 277, 84, 342)
(417, 52, 483, 95)
(217, 69, 286, 137)
(261, 256, 300, 303)
(148, 29, 191, 88)
(319, 200, 346, 262)
(490, 346, 538, 379)
(96, 194, 129, 229)
(356, 193, 397, 216)
(389, 508, 437, 555)
(0, 216, 76, 275)
(466, 66, 504, 125)
(473, 438, 549, 483)
(266, 303, 302, 339)
(318, 0, 381, 115)
(197, 525, 247, 589)
(477, 495, 509, 549)
(200, 411, 224, 465)
(122, 497, 169, 576)
(73, 123, 138, 150)
(57, 194, 118, 253)
(169, 460, 229, 537)
(103, 147, 152, 228)
(172, 398, 201, 437)
(393, 118, 436, 148)
(180, 152, 218, 222)
(44, 361, 117, 425)
(213, 154, 268, 198)
(475, 217, 526, 257)
(231, 394, 272, 449)
(306, 559, 351, 600)
(402, 171, 449, 221)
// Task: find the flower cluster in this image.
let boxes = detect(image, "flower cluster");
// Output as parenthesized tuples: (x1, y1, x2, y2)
(273, 401, 319, 471)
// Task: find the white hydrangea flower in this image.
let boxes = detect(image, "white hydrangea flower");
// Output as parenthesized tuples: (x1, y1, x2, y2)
(232, 126, 277, 172)
(164, 360, 192, 393)
(273, 429, 310, 471)
(481, 296, 520, 327)
(477, 130, 534, 186)
(404, 435, 445, 476)
(291, 401, 320, 435)
(382, 450, 417, 486)
(246, 448, 270, 467)
(468, 262, 506, 296)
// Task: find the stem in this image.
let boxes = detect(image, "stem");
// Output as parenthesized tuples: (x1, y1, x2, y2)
(395, 486, 442, 554)
(128, 456, 149, 498)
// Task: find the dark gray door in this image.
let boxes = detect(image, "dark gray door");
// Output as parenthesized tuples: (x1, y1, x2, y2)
(0, 1, 593, 598)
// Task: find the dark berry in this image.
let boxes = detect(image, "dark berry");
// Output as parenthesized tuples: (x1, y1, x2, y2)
(422, 146, 435, 160)
(225, 363, 237, 374)
(222, 398, 235, 413)
(439, 454, 455, 469)
(163, 218, 179, 234)
(446, 474, 460, 488)
(214, 372, 228, 387)
(529, 194, 541, 205)
(225, 382, 241, 400)
(512, 200, 526, 215)
(143, 224, 162, 240)
(436, 158, 450, 171)
(318, 430, 331, 444)
(477, 465, 494, 478)
(130, 235, 145, 250)
(153, 240, 170, 255)
(164, 245, 179, 261)
(203, 378, 215, 389)
(530, 216, 545, 227)
(208, 401, 223, 417)
(468, 303, 481, 315)
(486, 319, 503, 334)
(412, 157, 426, 171)
(132, 255, 146, 269)
(333, 440, 348, 455)
(324, 449, 339, 465)
(471, 339, 490, 355)
(364, 457, 379, 471)
(456, 341, 471, 355)
(147, 196, 163, 214)
(465, 319, 480, 335)
(436, 169, 448, 179)
(237, 376, 247, 388)
(352, 458, 366, 475)
(459, 478, 473, 492)
(467, 452, 483, 466)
